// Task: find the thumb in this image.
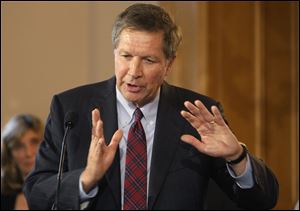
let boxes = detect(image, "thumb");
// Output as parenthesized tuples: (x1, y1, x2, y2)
(109, 129, 123, 150)
(181, 134, 206, 154)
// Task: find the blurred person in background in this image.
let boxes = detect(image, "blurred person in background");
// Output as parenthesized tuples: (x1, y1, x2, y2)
(1, 114, 43, 210)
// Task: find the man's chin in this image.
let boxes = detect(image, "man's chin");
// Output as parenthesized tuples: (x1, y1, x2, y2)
(124, 95, 141, 104)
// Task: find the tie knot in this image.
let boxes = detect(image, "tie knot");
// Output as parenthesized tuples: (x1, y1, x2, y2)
(133, 108, 143, 122)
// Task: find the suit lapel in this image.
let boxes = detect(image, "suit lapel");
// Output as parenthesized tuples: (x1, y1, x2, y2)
(148, 83, 184, 209)
(94, 77, 121, 209)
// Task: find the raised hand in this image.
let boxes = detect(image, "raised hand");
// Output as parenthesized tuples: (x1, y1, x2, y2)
(80, 108, 123, 193)
(180, 100, 243, 163)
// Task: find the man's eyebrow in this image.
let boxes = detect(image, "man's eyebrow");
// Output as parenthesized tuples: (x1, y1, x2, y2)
(118, 49, 130, 54)
(142, 55, 160, 60)
(118, 49, 160, 60)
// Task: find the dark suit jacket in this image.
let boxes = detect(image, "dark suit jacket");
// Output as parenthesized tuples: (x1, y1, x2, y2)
(24, 77, 278, 210)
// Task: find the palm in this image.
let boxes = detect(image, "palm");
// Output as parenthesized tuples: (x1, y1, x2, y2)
(181, 100, 240, 160)
(85, 109, 122, 181)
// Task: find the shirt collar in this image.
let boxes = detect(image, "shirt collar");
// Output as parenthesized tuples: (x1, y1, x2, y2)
(116, 86, 160, 123)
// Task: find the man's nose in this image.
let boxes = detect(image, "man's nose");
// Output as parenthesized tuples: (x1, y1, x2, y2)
(128, 58, 142, 78)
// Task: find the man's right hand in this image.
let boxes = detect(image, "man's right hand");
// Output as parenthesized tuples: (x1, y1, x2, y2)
(80, 108, 123, 193)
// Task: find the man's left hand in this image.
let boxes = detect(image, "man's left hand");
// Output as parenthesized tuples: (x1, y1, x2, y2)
(180, 100, 243, 162)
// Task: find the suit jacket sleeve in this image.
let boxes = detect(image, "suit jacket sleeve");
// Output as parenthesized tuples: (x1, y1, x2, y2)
(24, 95, 83, 210)
(210, 103, 279, 210)
(233, 154, 279, 209)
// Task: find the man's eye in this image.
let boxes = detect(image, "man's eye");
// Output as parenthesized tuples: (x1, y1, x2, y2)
(144, 58, 156, 64)
(122, 55, 132, 59)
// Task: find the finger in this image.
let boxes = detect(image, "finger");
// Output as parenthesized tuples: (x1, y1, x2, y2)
(180, 110, 202, 129)
(194, 100, 214, 122)
(89, 133, 103, 156)
(89, 135, 98, 153)
(92, 109, 100, 136)
(95, 119, 104, 139)
(181, 134, 206, 154)
(97, 137, 105, 145)
(92, 137, 107, 156)
(109, 129, 123, 151)
(211, 106, 225, 125)
(92, 108, 100, 127)
(184, 101, 203, 121)
(95, 137, 106, 154)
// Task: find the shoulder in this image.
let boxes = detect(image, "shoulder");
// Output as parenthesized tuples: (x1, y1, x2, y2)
(56, 77, 116, 100)
(50, 77, 116, 107)
(47, 77, 116, 117)
(162, 82, 220, 109)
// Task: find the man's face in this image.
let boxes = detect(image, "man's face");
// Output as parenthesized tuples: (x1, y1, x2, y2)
(114, 28, 173, 107)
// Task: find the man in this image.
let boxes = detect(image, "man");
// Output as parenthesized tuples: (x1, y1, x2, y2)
(24, 3, 278, 210)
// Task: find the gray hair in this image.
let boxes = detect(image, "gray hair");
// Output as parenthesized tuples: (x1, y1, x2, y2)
(112, 3, 182, 60)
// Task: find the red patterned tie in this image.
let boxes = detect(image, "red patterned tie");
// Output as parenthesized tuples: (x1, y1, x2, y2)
(124, 108, 147, 210)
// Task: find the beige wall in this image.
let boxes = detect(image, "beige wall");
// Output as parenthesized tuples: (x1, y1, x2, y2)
(1, 1, 157, 127)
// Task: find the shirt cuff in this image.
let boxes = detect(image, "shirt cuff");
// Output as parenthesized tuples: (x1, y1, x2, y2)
(226, 154, 254, 189)
(79, 179, 99, 202)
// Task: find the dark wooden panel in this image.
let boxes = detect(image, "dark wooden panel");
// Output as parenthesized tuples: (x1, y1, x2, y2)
(207, 2, 256, 152)
(159, 1, 298, 209)
(264, 2, 296, 209)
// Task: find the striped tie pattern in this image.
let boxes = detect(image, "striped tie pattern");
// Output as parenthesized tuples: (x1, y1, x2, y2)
(124, 108, 147, 210)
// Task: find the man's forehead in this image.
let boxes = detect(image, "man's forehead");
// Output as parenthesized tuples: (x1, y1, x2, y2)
(117, 29, 164, 54)
(119, 28, 164, 42)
